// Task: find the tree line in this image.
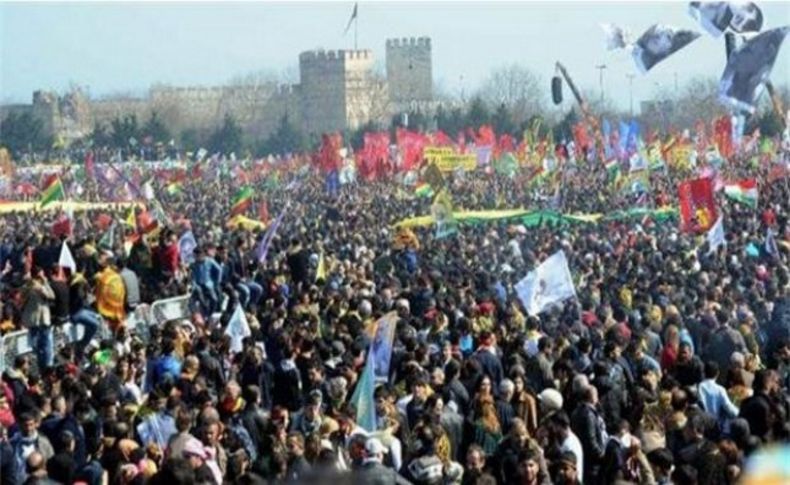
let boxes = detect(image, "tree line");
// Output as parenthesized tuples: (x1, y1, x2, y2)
(1, 63, 787, 159)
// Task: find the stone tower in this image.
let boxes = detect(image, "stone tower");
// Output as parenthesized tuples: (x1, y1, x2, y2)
(385, 37, 432, 108)
(298, 49, 375, 136)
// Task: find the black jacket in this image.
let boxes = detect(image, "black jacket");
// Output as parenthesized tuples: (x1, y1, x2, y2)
(739, 393, 776, 442)
(286, 249, 310, 286)
(473, 349, 504, 385)
(570, 403, 606, 481)
(272, 359, 302, 412)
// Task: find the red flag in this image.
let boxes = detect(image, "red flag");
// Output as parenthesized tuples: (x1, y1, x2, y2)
(432, 130, 453, 147)
(497, 134, 516, 155)
(190, 161, 202, 180)
(51, 214, 72, 238)
(767, 163, 788, 183)
(258, 199, 269, 223)
(396, 128, 427, 172)
(572, 123, 591, 158)
(476, 125, 496, 147)
(40, 173, 58, 192)
(96, 213, 113, 232)
(555, 142, 569, 161)
(360, 132, 390, 180)
(317, 133, 343, 173)
(678, 177, 718, 233)
(137, 210, 158, 234)
(15, 182, 36, 196)
(713, 116, 733, 159)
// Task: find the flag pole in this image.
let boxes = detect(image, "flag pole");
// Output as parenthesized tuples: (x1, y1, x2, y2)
(354, 7, 358, 50)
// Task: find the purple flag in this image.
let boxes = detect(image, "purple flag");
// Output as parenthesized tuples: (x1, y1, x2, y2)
(255, 205, 288, 264)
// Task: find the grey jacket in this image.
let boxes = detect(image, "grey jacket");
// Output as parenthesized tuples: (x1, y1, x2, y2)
(19, 279, 54, 328)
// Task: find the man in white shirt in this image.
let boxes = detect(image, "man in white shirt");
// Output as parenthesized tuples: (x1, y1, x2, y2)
(550, 411, 584, 480)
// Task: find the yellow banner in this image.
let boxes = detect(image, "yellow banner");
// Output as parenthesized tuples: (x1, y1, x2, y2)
(424, 147, 477, 172)
(0, 201, 137, 214)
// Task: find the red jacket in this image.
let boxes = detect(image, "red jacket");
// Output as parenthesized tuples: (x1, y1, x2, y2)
(158, 242, 180, 274)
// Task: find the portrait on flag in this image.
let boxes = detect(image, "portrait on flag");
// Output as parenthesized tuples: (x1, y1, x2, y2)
(678, 177, 718, 233)
(719, 27, 789, 114)
(631, 24, 700, 73)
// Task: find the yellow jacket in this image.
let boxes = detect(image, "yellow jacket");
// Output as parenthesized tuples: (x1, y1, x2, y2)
(96, 267, 126, 322)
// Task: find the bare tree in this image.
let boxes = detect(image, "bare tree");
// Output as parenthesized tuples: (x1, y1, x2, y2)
(478, 64, 546, 126)
(347, 71, 392, 130)
(640, 76, 726, 132)
(223, 69, 283, 139)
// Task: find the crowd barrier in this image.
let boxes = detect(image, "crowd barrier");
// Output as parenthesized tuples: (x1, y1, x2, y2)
(0, 295, 191, 373)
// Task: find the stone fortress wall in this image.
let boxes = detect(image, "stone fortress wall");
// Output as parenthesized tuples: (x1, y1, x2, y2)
(2, 37, 433, 147)
(386, 37, 432, 109)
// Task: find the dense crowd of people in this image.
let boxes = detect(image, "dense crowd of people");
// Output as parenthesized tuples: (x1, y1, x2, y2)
(0, 145, 788, 485)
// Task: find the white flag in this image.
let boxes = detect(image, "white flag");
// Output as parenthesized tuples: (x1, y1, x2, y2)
(196, 148, 208, 161)
(707, 216, 726, 254)
(225, 304, 251, 354)
(515, 250, 576, 316)
(601, 23, 630, 50)
(58, 241, 76, 272)
(629, 152, 648, 172)
(141, 181, 155, 201)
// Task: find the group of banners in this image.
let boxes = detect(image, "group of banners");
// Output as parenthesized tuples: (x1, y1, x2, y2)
(602, 1, 787, 115)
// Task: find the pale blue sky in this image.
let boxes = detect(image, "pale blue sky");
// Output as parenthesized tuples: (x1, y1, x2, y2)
(1, 1, 789, 111)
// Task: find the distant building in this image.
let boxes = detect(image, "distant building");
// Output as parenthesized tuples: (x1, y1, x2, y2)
(1, 37, 434, 148)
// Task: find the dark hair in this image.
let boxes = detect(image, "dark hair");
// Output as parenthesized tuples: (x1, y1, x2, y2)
(647, 448, 674, 470)
(704, 361, 719, 380)
(672, 465, 698, 485)
(538, 336, 552, 352)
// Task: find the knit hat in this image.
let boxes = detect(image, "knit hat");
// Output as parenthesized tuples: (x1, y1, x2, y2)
(537, 388, 563, 414)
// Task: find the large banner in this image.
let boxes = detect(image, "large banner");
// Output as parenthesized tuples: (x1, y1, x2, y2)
(424, 146, 477, 172)
(678, 177, 718, 233)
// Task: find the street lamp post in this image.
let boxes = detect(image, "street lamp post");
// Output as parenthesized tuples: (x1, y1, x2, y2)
(626, 73, 635, 117)
(595, 64, 607, 106)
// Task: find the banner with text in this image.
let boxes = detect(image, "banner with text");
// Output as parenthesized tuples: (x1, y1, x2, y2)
(424, 146, 477, 172)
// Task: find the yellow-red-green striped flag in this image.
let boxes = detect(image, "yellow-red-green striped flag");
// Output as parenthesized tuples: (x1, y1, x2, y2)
(40, 177, 65, 208)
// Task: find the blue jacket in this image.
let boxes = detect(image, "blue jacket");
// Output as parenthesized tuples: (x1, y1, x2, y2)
(192, 258, 221, 288)
(153, 354, 182, 385)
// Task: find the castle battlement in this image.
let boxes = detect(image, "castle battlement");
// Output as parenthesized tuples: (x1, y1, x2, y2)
(299, 49, 373, 64)
(386, 37, 431, 48)
(10, 36, 431, 150)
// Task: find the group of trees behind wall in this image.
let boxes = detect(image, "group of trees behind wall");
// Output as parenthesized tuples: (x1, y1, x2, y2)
(1, 63, 786, 160)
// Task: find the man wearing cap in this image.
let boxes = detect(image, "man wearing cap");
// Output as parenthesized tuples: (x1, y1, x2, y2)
(553, 450, 581, 485)
(353, 437, 410, 485)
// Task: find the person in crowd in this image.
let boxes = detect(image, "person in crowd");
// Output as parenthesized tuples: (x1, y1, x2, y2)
(0, 131, 786, 485)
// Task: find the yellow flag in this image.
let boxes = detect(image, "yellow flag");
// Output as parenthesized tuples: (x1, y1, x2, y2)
(125, 207, 136, 228)
(316, 252, 327, 282)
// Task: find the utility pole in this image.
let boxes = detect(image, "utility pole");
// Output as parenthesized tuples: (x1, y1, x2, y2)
(459, 74, 466, 103)
(626, 73, 635, 117)
(595, 64, 607, 106)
